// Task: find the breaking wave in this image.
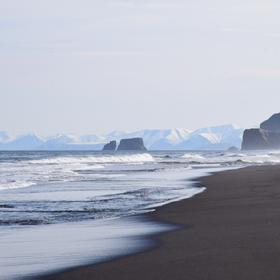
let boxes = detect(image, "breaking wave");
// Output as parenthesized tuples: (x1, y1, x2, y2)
(182, 152, 280, 165)
(0, 181, 35, 191)
(30, 153, 155, 164)
(0, 153, 155, 192)
(181, 153, 206, 163)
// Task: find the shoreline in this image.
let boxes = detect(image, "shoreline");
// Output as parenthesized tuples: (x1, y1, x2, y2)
(4, 163, 224, 280)
(40, 165, 280, 280)
(28, 171, 210, 280)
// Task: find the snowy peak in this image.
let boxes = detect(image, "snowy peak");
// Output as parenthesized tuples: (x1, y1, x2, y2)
(165, 128, 192, 144)
(193, 124, 241, 135)
(45, 134, 78, 144)
(1, 134, 44, 150)
(193, 125, 243, 142)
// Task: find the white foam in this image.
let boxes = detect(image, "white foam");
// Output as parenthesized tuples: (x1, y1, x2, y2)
(0, 154, 155, 191)
(0, 181, 35, 190)
(31, 153, 155, 164)
(182, 153, 206, 162)
(0, 217, 171, 280)
(147, 186, 206, 209)
(238, 154, 280, 164)
(182, 152, 280, 165)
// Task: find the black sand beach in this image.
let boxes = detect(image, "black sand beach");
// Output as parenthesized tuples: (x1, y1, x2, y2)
(41, 165, 280, 280)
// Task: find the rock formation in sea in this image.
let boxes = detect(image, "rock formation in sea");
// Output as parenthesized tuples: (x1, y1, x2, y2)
(242, 113, 280, 150)
(117, 138, 147, 151)
(227, 146, 239, 152)
(102, 140, 117, 151)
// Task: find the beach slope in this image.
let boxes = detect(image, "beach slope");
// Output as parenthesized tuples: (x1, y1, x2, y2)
(42, 165, 280, 280)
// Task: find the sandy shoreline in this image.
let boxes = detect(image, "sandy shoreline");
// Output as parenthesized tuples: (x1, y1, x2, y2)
(39, 165, 280, 280)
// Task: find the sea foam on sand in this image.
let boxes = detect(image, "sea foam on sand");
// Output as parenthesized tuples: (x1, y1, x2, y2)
(0, 217, 171, 280)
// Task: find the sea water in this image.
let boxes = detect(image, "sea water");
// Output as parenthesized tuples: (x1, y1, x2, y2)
(0, 150, 278, 279)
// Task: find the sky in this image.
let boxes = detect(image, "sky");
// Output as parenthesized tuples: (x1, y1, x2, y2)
(1, 0, 280, 135)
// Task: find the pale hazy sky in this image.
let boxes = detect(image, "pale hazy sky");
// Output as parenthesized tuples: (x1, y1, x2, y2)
(1, 0, 280, 135)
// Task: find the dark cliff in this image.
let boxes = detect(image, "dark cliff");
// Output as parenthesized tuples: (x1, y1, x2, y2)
(260, 113, 280, 133)
(242, 113, 280, 150)
(102, 141, 117, 151)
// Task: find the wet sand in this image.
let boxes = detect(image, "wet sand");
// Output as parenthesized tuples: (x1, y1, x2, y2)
(41, 165, 280, 280)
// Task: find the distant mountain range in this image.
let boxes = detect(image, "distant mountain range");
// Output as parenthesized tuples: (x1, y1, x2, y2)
(0, 125, 244, 151)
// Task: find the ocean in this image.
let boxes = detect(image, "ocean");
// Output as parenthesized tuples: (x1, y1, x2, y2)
(0, 150, 279, 279)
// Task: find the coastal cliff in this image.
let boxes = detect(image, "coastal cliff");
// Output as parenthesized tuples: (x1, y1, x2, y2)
(260, 113, 280, 133)
(242, 113, 280, 150)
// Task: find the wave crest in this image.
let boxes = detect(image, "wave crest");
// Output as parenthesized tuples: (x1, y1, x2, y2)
(181, 153, 206, 163)
(31, 153, 155, 164)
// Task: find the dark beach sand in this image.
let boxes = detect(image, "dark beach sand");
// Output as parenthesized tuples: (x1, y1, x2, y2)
(42, 165, 280, 280)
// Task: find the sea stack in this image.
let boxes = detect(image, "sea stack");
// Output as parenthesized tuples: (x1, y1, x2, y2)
(242, 113, 280, 150)
(117, 138, 147, 151)
(102, 140, 117, 151)
(227, 146, 239, 152)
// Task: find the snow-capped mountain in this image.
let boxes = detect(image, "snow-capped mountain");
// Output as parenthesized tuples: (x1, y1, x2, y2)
(0, 134, 45, 150)
(39, 134, 104, 150)
(0, 125, 244, 151)
(177, 125, 244, 150)
(105, 129, 192, 149)
(39, 134, 77, 150)
(103, 125, 243, 150)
